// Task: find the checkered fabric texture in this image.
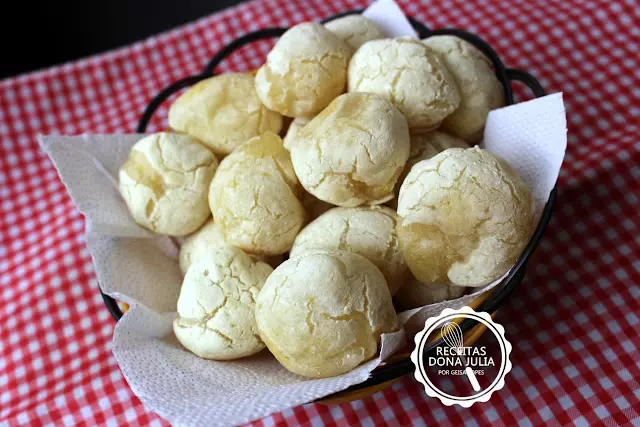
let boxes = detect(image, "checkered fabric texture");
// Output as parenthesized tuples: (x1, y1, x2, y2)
(1, 0, 639, 425)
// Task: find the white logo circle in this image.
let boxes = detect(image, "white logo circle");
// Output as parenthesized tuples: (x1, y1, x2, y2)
(410, 306, 512, 407)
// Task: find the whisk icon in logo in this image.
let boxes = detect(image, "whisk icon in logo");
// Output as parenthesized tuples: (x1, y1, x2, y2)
(410, 306, 512, 407)
(440, 322, 482, 392)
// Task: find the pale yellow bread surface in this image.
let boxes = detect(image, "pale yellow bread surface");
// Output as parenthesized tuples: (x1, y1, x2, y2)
(423, 35, 505, 143)
(255, 22, 352, 118)
(119, 132, 218, 236)
(397, 147, 533, 287)
(325, 15, 385, 51)
(178, 220, 283, 274)
(282, 117, 310, 151)
(348, 37, 461, 132)
(288, 92, 410, 207)
(174, 246, 273, 360)
(290, 206, 407, 295)
(168, 73, 283, 155)
(255, 249, 398, 378)
(388, 130, 469, 208)
(179, 220, 229, 274)
(209, 132, 305, 255)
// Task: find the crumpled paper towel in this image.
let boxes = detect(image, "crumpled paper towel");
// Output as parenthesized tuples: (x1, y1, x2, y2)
(38, 0, 567, 424)
(39, 92, 566, 427)
(362, 0, 418, 38)
(112, 306, 404, 425)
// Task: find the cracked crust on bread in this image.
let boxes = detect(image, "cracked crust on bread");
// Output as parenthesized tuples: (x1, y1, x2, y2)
(208, 132, 305, 255)
(255, 249, 398, 378)
(255, 22, 352, 118)
(168, 73, 283, 155)
(348, 37, 461, 131)
(178, 220, 284, 274)
(119, 132, 218, 236)
(290, 206, 407, 294)
(388, 130, 469, 208)
(174, 246, 273, 360)
(325, 15, 385, 51)
(287, 92, 410, 207)
(397, 147, 533, 287)
(423, 35, 505, 143)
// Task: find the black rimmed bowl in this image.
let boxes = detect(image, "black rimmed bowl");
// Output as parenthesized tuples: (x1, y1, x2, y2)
(101, 9, 556, 403)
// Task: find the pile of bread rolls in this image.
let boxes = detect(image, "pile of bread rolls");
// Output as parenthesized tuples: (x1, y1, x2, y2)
(118, 16, 534, 379)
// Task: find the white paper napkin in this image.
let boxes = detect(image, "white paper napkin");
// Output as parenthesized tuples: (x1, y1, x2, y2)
(363, 0, 418, 38)
(112, 306, 404, 426)
(39, 92, 566, 426)
(38, 0, 566, 424)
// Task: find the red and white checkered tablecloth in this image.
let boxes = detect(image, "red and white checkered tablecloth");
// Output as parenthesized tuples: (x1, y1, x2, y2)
(1, 0, 639, 425)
